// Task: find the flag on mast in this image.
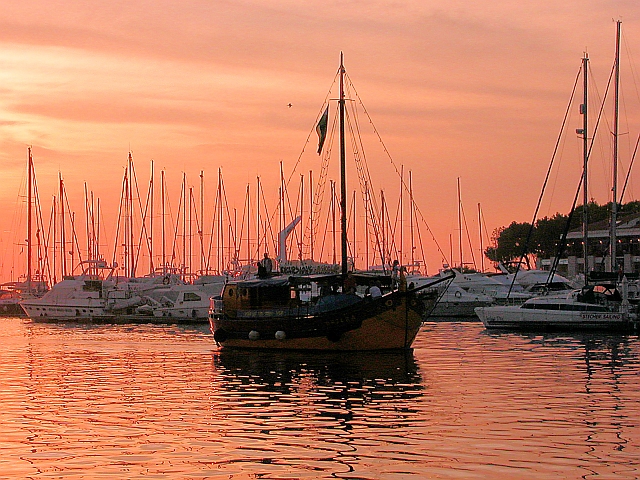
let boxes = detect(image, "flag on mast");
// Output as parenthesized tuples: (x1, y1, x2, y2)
(316, 106, 329, 155)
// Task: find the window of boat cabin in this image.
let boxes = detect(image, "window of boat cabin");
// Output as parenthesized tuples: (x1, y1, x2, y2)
(184, 292, 201, 302)
(244, 284, 290, 308)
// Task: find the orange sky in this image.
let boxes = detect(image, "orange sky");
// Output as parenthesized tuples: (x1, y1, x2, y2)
(1, 1, 640, 282)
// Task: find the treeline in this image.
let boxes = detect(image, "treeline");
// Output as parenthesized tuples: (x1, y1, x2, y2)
(485, 201, 640, 268)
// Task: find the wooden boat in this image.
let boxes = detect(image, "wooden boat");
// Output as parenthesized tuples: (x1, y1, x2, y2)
(209, 54, 452, 350)
(210, 273, 451, 350)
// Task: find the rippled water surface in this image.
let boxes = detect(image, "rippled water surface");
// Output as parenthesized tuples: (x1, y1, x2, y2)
(0, 317, 639, 479)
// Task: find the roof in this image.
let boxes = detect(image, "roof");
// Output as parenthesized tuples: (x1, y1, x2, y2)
(566, 212, 640, 239)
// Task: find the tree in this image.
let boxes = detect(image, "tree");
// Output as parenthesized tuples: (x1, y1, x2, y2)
(485, 221, 533, 268)
(485, 201, 640, 270)
(532, 213, 568, 259)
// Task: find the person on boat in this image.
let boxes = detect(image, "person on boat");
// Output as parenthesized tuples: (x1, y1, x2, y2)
(261, 252, 273, 276)
(369, 281, 382, 299)
(256, 262, 267, 278)
(391, 260, 400, 288)
(343, 272, 357, 294)
(399, 266, 407, 292)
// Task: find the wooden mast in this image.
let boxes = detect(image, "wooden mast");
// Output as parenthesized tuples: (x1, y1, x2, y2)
(339, 52, 348, 275)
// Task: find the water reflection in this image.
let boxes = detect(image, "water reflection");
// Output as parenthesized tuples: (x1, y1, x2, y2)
(210, 349, 425, 477)
(1, 319, 638, 478)
(474, 328, 640, 477)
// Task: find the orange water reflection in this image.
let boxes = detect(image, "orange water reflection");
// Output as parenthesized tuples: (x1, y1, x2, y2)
(0, 318, 638, 478)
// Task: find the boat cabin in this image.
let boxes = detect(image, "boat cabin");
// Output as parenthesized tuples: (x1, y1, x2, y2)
(220, 273, 395, 318)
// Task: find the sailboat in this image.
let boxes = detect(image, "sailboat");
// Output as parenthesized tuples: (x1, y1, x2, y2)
(476, 24, 638, 333)
(208, 54, 452, 350)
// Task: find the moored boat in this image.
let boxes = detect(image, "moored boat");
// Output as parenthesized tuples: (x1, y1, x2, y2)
(408, 272, 493, 317)
(0, 288, 26, 316)
(137, 276, 226, 321)
(210, 273, 449, 350)
(209, 54, 450, 350)
(475, 282, 637, 332)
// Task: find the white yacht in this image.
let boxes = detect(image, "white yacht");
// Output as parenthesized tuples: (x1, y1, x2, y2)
(20, 275, 135, 320)
(446, 269, 533, 304)
(408, 274, 493, 317)
(475, 282, 637, 332)
(137, 275, 226, 321)
(20, 264, 185, 321)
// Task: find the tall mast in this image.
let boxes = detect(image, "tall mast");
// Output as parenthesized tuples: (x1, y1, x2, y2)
(257, 176, 261, 259)
(300, 174, 304, 261)
(400, 165, 404, 265)
(27, 147, 33, 290)
(478, 203, 484, 273)
(410, 171, 415, 271)
(331, 180, 337, 264)
(610, 20, 621, 273)
(217, 168, 223, 273)
(52, 194, 56, 284)
(128, 152, 135, 277)
(161, 169, 166, 274)
(457, 177, 463, 270)
(309, 170, 314, 261)
(60, 173, 66, 277)
(182, 172, 187, 279)
(150, 160, 154, 276)
(581, 53, 589, 284)
(339, 52, 348, 275)
(246, 183, 251, 268)
(189, 186, 193, 278)
(200, 170, 204, 275)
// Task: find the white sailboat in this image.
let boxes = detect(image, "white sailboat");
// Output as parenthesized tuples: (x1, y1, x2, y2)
(476, 26, 637, 333)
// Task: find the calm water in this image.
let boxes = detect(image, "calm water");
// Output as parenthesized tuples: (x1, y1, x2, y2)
(0, 317, 639, 479)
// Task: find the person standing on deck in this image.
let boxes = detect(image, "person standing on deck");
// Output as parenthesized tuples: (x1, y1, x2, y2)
(391, 260, 400, 288)
(261, 252, 273, 275)
(343, 272, 357, 294)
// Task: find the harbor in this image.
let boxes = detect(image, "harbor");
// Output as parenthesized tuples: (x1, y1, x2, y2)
(0, 316, 638, 478)
(2, 2, 640, 478)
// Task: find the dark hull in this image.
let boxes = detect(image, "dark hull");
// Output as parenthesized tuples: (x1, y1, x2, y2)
(211, 289, 437, 351)
(0, 302, 26, 316)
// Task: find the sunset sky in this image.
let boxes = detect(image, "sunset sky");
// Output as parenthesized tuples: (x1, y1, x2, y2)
(1, 1, 640, 282)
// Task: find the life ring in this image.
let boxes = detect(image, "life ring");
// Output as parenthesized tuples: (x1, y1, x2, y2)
(162, 275, 170, 285)
(385, 299, 393, 307)
(455, 291, 462, 298)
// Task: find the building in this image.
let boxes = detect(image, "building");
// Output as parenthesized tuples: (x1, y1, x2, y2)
(539, 213, 640, 278)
